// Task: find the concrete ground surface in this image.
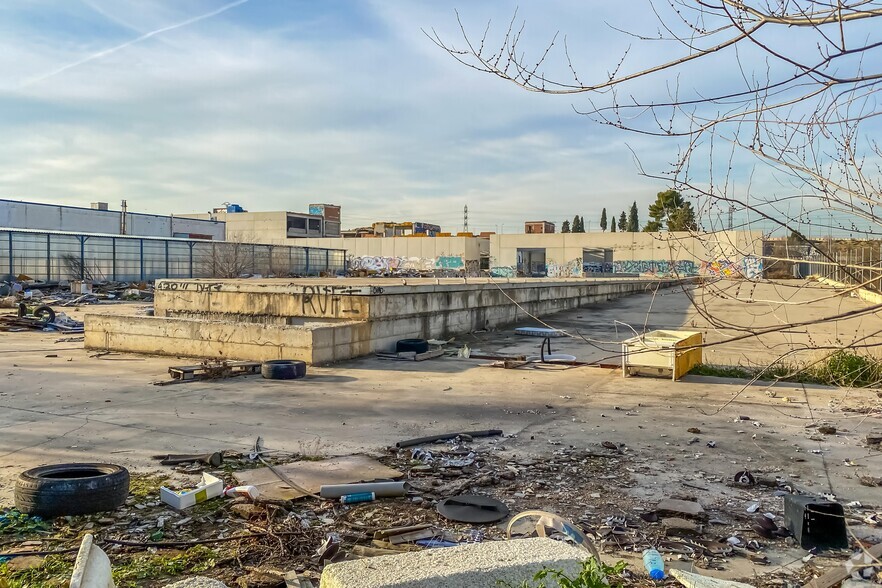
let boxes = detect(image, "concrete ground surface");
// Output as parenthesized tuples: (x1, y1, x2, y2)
(0, 278, 880, 584)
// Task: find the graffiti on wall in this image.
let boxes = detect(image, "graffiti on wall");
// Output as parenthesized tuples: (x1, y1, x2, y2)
(583, 262, 614, 274)
(700, 256, 763, 279)
(349, 256, 434, 273)
(490, 266, 516, 278)
(612, 260, 698, 276)
(435, 255, 465, 270)
(349, 254, 481, 276)
(612, 257, 763, 279)
(545, 259, 583, 278)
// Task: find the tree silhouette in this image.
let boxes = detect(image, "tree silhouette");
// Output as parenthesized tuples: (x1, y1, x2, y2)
(600, 208, 607, 232)
(561, 219, 570, 233)
(627, 202, 639, 232)
(644, 190, 697, 232)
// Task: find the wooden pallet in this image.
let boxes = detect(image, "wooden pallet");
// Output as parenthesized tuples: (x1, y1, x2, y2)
(168, 361, 262, 380)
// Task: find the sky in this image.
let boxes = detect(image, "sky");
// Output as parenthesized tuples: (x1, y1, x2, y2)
(0, 1, 878, 235)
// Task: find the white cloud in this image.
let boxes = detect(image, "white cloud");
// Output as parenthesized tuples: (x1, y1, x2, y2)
(0, 1, 685, 233)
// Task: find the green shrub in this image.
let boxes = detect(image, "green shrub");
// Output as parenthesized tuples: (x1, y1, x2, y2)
(500, 558, 627, 588)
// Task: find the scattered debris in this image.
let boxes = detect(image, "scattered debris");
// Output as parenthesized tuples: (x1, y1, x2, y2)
(656, 498, 706, 519)
(153, 452, 224, 467)
(395, 429, 503, 449)
(436, 495, 509, 523)
(166, 361, 262, 382)
(233, 455, 403, 501)
(670, 568, 755, 588)
(159, 473, 223, 510)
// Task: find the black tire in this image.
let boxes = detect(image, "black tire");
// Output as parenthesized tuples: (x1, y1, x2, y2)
(262, 360, 307, 380)
(15, 463, 130, 518)
(33, 306, 55, 323)
(396, 338, 429, 354)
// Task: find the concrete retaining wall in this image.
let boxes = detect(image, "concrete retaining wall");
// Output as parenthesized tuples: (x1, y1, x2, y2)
(88, 277, 689, 364)
(84, 315, 372, 364)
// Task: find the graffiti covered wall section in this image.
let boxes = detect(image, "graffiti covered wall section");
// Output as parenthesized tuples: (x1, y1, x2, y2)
(699, 256, 763, 279)
(545, 259, 582, 278)
(612, 256, 763, 279)
(612, 260, 699, 276)
(349, 254, 481, 277)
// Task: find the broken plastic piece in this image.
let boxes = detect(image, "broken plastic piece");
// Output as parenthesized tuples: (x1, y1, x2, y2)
(505, 510, 600, 561)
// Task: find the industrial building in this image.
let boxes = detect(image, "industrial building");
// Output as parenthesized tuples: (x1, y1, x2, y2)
(341, 221, 442, 238)
(183, 203, 342, 241)
(0, 199, 345, 282)
(524, 221, 555, 234)
(287, 230, 764, 279)
(0, 199, 225, 240)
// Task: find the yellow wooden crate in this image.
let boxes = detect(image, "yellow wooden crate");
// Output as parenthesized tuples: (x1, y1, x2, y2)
(621, 330, 703, 381)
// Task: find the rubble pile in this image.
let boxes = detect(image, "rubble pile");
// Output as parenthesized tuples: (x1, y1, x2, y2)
(0, 434, 879, 587)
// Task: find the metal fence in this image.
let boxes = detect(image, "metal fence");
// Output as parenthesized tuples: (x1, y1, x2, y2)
(1, 229, 346, 282)
(764, 238, 882, 289)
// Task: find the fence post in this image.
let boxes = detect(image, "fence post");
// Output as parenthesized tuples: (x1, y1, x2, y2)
(139, 239, 145, 282)
(7, 232, 13, 281)
(164, 240, 169, 279)
(79, 235, 86, 280)
(305, 247, 310, 275)
(188, 242, 194, 278)
(112, 238, 117, 281)
(325, 249, 329, 275)
(46, 233, 51, 282)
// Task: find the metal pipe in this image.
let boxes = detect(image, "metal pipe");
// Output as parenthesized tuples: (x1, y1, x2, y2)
(396, 429, 503, 449)
(319, 481, 408, 499)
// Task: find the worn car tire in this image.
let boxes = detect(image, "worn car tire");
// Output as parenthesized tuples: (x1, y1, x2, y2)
(395, 338, 429, 354)
(261, 360, 307, 380)
(33, 306, 56, 323)
(17, 304, 55, 323)
(15, 463, 130, 518)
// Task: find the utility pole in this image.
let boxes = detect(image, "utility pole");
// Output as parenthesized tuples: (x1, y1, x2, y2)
(463, 205, 469, 233)
(727, 205, 734, 230)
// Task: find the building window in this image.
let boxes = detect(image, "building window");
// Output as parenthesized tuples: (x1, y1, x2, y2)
(287, 216, 306, 231)
(308, 219, 321, 231)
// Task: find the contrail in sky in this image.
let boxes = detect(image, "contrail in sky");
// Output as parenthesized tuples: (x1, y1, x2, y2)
(18, 0, 250, 89)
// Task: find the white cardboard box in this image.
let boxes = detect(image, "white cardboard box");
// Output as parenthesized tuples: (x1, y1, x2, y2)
(160, 473, 223, 510)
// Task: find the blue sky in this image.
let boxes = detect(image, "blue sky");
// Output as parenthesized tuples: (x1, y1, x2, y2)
(0, 1, 876, 235)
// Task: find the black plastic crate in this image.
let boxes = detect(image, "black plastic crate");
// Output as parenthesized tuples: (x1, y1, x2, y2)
(784, 495, 848, 550)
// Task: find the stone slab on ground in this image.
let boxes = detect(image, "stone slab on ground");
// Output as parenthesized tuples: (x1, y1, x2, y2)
(163, 577, 228, 588)
(319, 537, 589, 588)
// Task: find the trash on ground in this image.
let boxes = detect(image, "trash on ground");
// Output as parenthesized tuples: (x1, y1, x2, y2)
(436, 495, 509, 523)
(233, 455, 403, 501)
(160, 473, 223, 510)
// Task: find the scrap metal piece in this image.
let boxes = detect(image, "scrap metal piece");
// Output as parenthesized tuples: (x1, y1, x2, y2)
(437, 495, 509, 524)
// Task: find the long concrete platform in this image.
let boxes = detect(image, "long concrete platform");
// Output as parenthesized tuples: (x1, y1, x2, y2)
(85, 277, 688, 363)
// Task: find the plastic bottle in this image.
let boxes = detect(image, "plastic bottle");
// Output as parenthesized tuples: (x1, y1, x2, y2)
(340, 492, 375, 504)
(643, 549, 665, 580)
(223, 485, 260, 500)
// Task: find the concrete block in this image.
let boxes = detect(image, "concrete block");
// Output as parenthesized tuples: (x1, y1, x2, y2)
(319, 538, 588, 588)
